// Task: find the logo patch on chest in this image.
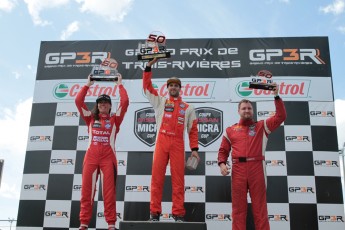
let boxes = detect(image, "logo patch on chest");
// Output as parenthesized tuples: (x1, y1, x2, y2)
(165, 113, 172, 118)
(93, 123, 101, 128)
(165, 107, 174, 112)
(248, 125, 256, 136)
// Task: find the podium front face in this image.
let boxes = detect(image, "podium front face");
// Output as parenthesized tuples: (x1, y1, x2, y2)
(119, 221, 207, 230)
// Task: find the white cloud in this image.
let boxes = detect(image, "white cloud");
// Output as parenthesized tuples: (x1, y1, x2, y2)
(77, 0, 133, 22)
(23, 0, 70, 26)
(0, 98, 32, 201)
(0, 98, 32, 156)
(12, 71, 20, 79)
(60, 21, 80, 40)
(335, 99, 345, 149)
(337, 25, 345, 33)
(0, 0, 16, 12)
(0, 182, 19, 199)
(27, 65, 32, 70)
(320, 0, 345, 15)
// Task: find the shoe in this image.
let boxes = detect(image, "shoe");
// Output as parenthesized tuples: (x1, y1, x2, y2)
(148, 214, 160, 221)
(173, 215, 184, 222)
(78, 226, 88, 230)
(108, 224, 118, 230)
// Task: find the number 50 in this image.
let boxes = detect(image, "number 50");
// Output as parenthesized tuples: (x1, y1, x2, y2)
(147, 34, 166, 43)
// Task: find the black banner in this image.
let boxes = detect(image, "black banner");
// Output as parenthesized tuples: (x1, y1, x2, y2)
(37, 37, 331, 80)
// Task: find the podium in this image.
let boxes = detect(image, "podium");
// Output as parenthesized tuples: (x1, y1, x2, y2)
(119, 221, 207, 230)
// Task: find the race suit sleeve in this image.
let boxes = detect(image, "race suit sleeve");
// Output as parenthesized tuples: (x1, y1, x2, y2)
(218, 128, 231, 166)
(264, 97, 287, 135)
(75, 85, 92, 127)
(187, 106, 199, 151)
(143, 66, 165, 109)
(114, 84, 129, 132)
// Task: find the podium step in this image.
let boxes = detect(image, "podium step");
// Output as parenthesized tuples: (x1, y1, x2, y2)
(119, 221, 207, 230)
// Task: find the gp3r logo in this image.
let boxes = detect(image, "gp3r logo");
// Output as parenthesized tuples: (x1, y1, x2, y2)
(125, 186, 150, 192)
(266, 160, 285, 166)
(24, 184, 47, 190)
(98, 212, 122, 219)
(206, 160, 231, 167)
(268, 215, 288, 221)
(45, 52, 110, 64)
(56, 112, 78, 117)
(319, 215, 344, 222)
(205, 214, 232, 221)
(73, 185, 82, 191)
(45, 211, 69, 218)
(50, 159, 74, 165)
(257, 111, 275, 117)
(249, 49, 325, 64)
(314, 160, 339, 167)
(185, 186, 204, 193)
(285, 136, 310, 142)
(310, 111, 334, 117)
(288, 187, 314, 193)
(30, 136, 52, 142)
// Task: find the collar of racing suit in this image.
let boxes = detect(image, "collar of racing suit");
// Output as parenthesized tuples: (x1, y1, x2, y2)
(238, 118, 255, 126)
(168, 95, 182, 102)
(99, 113, 110, 119)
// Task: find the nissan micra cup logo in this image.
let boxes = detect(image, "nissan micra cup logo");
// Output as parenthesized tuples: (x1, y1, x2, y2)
(134, 108, 157, 146)
(196, 107, 223, 147)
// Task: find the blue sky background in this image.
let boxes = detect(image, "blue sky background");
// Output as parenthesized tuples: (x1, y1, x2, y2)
(0, 0, 345, 229)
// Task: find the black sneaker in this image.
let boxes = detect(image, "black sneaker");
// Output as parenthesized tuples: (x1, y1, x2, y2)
(173, 215, 184, 222)
(148, 214, 160, 221)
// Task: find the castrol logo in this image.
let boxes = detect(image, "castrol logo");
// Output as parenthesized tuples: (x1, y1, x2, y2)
(148, 81, 215, 99)
(236, 80, 309, 98)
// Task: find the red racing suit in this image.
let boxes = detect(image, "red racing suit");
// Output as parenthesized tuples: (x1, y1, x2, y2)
(218, 97, 286, 230)
(143, 67, 199, 217)
(75, 84, 129, 227)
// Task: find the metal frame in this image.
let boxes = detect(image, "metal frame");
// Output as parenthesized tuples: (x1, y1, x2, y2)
(339, 142, 345, 215)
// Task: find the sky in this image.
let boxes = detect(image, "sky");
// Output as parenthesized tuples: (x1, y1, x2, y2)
(0, 0, 345, 229)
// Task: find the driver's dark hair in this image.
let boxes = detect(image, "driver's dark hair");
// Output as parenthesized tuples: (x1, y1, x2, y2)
(238, 99, 252, 110)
